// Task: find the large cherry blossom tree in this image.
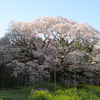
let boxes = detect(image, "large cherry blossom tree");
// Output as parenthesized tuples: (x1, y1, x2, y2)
(1, 16, 100, 86)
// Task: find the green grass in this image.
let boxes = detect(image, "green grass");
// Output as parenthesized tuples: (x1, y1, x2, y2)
(0, 83, 100, 100)
(0, 88, 30, 100)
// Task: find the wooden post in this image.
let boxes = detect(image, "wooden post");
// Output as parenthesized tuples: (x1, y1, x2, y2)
(74, 68, 76, 88)
(54, 69, 56, 91)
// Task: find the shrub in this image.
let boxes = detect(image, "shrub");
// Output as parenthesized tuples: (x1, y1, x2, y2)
(28, 87, 100, 100)
(52, 95, 72, 100)
(28, 90, 52, 100)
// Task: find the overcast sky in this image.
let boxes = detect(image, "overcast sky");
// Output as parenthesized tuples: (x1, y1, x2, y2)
(0, 0, 100, 37)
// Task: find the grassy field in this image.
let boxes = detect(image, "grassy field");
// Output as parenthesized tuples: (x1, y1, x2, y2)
(0, 89, 29, 100)
(0, 83, 100, 100)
